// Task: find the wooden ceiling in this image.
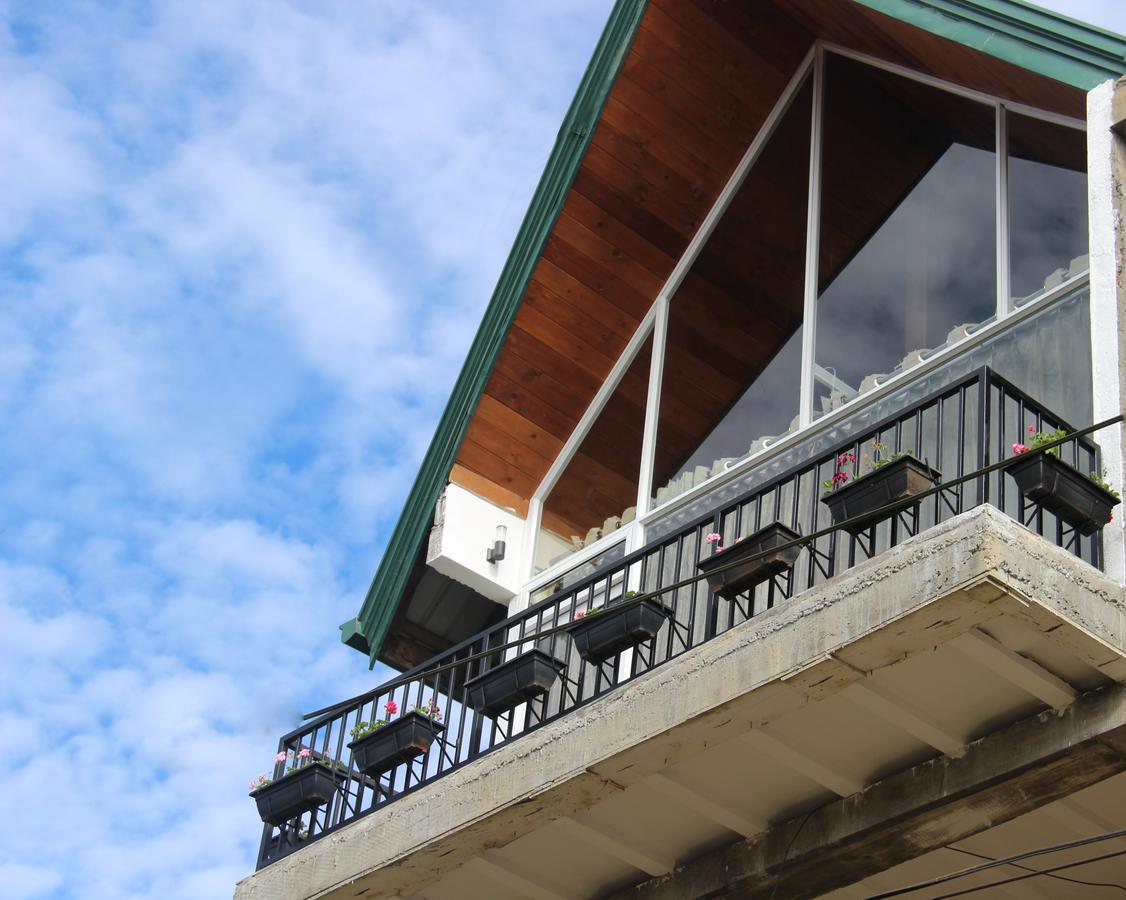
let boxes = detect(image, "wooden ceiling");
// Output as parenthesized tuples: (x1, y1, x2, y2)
(448, 0, 1088, 533)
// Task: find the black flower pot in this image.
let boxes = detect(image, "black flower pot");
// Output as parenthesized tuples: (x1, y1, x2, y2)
(464, 649, 564, 717)
(1007, 452, 1118, 536)
(822, 456, 940, 534)
(566, 598, 672, 664)
(696, 522, 801, 599)
(348, 711, 445, 777)
(250, 762, 344, 827)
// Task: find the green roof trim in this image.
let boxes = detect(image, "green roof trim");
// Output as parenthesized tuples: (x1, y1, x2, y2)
(344, 0, 651, 665)
(346, 0, 1126, 666)
(854, 0, 1126, 90)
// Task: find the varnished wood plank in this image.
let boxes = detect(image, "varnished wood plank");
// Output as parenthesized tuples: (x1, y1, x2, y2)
(491, 345, 591, 425)
(622, 48, 760, 151)
(531, 262, 641, 342)
(542, 232, 654, 321)
(553, 210, 667, 300)
(559, 188, 679, 281)
(511, 301, 619, 383)
(571, 164, 695, 262)
(523, 278, 631, 362)
(457, 438, 543, 499)
(473, 394, 566, 463)
(613, 70, 744, 180)
(482, 368, 579, 443)
(462, 413, 555, 482)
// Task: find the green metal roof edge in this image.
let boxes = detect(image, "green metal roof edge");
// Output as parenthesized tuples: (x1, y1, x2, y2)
(342, 0, 650, 665)
(853, 0, 1126, 90)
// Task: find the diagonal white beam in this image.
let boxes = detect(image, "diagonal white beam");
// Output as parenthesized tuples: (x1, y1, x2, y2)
(952, 628, 1078, 710)
(740, 729, 865, 797)
(556, 815, 674, 876)
(846, 679, 966, 755)
(466, 854, 580, 900)
(644, 773, 767, 838)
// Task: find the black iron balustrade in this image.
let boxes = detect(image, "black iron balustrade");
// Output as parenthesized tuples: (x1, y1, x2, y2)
(254, 367, 1105, 869)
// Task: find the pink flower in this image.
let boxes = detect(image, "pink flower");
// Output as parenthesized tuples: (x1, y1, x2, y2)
(832, 471, 849, 485)
(275, 752, 288, 764)
(705, 532, 722, 544)
(1012, 442, 1029, 455)
(384, 700, 398, 716)
(1028, 425, 1036, 434)
(574, 609, 586, 620)
(837, 452, 856, 466)
(297, 748, 312, 760)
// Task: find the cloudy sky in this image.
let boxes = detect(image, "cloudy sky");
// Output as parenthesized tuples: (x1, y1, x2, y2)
(1, 2, 1124, 898)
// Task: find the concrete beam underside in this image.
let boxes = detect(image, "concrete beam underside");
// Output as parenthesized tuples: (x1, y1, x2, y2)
(613, 681, 1126, 900)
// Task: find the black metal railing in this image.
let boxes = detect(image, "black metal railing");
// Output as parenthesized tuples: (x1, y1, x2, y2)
(254, 367, 1105, 868)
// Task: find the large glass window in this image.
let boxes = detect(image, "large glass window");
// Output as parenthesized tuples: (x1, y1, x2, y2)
(814, 55, 997, 417)
(650, 76, 813, 507)
(1008, 113, 1088, 306)
(534, 334, 652, 574)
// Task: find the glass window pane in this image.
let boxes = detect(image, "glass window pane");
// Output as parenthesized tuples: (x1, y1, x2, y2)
(1008, 113, 1087, 306)
(535, 334, 651, 574)
(815, 54, 997, 417)
(651, 76, 813, 507)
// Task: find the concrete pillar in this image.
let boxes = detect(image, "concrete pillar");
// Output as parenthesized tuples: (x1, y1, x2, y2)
(1087, 77, 1126, 584)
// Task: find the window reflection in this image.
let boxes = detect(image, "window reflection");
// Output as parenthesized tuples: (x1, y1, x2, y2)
(1008, 113, 1087, 305)
(651, 77, 812, 507)
(814, 55, 997, 417)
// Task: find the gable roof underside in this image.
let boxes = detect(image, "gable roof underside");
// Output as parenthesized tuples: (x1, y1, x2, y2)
(346, 0, 1126, 667)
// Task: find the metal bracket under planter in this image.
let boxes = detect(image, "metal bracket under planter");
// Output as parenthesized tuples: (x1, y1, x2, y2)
(696, 522, 801, 600)
(250, 762, 344, 827)
(822, 456, 941, 535)
(347, 711, 445, 778)
(261, 828, 308, 864)
(1007, 453, 1118, 536)
(464, 649, 564, 718)
(565, 598, 673, 665)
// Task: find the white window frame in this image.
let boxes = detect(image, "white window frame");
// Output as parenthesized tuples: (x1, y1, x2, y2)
(518, 38, 1090, 598)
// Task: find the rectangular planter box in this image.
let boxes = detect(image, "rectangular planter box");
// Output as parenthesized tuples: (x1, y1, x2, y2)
(822, 456, 941, 535)
(1007, 452, 1118, 536)
(250, 762, 343, 827)
(696, 522, 801, 600)
(565, 597, 672, 664)
(464, 649, 564, 718)
(348, 711, 445, 777)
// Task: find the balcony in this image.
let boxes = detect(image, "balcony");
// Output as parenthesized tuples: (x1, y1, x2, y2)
(246, 367, 1113, 876)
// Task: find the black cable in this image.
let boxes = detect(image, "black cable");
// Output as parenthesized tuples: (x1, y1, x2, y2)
(303, 413, 1124, 724)
(945, 843, 1126, 892)
(768, 810, 813, 900)
(929, 847, 1126, 899)
(865, 827, 1126, 898)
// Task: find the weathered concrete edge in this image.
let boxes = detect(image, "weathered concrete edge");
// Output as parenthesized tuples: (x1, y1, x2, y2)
(233, 507, 1125, 899)
(614, 680, 1126, 900)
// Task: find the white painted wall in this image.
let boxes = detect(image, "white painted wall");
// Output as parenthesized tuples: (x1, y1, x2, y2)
(426, 482, 525, 603)
(1087, 79, 1125, 584)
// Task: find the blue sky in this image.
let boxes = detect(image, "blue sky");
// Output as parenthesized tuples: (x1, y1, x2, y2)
(0, 2, 1123, 898)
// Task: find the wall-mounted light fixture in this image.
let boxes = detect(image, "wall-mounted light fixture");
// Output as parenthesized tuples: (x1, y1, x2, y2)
(486, 525, 507, 564)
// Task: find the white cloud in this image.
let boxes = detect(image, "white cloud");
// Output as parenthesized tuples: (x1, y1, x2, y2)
(0, 2, 613, 896)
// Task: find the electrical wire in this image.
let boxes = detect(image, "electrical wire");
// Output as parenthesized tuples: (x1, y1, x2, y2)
(944, 843, 1126, 892)
(865, 827, 1126, 898)
(768, 810, 813, 900)
(928, 847, 1126, 899)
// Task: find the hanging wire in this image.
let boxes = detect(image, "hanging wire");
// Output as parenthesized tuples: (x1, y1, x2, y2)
(865, 827, 1126, 898)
